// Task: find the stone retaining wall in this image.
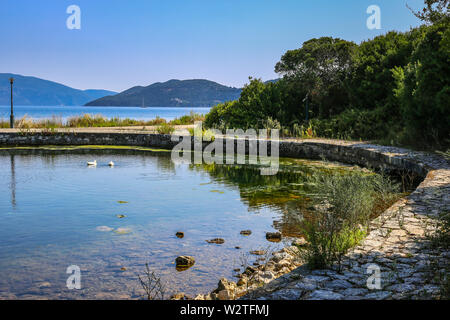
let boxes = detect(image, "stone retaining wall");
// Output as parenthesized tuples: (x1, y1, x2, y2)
(0, 131, 440, 177)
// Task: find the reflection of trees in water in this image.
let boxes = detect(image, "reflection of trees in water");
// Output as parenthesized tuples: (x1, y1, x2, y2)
(190, 162, 327, 237)
(154, 153, 176, 174)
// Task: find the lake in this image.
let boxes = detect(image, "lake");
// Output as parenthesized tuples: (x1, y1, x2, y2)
(0, 106, 211, 122)
(0, 146, 370, 300)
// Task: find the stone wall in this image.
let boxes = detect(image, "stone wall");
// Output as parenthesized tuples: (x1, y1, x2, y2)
(0, 131, 438, 178)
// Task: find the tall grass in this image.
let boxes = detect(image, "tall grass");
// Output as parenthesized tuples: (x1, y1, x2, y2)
(299, 172, 400, 270)
(0, 112, 205, 129)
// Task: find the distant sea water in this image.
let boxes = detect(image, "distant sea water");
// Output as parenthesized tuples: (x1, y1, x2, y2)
(0, 105, 211, 122)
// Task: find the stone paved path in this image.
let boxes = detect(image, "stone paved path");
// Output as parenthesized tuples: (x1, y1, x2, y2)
(240, 143, 449, 300)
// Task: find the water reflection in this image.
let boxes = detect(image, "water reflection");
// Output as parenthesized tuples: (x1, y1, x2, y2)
(10, 154, 16, 208)
(0, 147, 373, 299)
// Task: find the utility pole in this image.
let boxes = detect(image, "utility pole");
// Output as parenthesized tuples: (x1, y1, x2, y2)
(9, 78, 14, 128)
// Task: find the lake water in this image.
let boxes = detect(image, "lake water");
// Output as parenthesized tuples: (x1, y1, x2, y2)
(0, 106, 211, 122)
(0, 147, 369, 300)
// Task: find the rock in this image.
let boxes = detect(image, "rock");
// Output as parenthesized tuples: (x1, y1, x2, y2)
(237, 278, 247, 287)
(307, 290, 343, 300)
(116, 214, 127, 219)
(255, 271, 276, 284)
(176, 232, 184, 238)
(213, 278, 237, 300)
(96, 226, 113, 232)
(235, 246, 241, 249)
(233, 268, 241, 272)
(217, 290, 234, 300)
(194, 294, 205, 300)
(302, 275, 330, 284)
(244, 266, 257, 275)
(292, 238, 308, 247)
(215, 278, 237, 293)
(342, 288, 368, 296)
(274, 259, 291, 272)
(170, 292, 190, 300)
(175, 256, 195, 271)
(364, 291, 392, 300)
(206, 238, 225, 244)
(270, 288, 303, 300)
(114, 227, 132, 235)
(387, 283, 416, 293)
(120, 267, 127, 271)
(325, 279, 353, 290)
(266, 232, 282, 242)
(240, 230, 252, 236)
(250, 250, 266, 256)
(37, 282, 51, 288)
(272, 252, 291, 263)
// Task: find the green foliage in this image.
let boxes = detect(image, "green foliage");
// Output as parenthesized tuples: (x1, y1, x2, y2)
(169, 111, 205, 125)
(275, 37, 357, 118)
(399, 22, 450, 148)
(156, 123, 175, 134)
(205, 20, 449, 150)
(300, 173, 400, 269)
(410, 0, 449, 24)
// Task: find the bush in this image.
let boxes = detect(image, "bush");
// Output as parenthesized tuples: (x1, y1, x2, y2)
(170, 111, 205, 125)
(300, 172, 400, 269)
(156, 123, 175, 134)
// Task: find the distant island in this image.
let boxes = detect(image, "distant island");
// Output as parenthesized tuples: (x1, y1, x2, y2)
(0, 73, 116, 106)
(85, 79, 242, 108)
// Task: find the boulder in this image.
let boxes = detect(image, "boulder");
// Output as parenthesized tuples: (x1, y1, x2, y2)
(240, 230, 252, 236)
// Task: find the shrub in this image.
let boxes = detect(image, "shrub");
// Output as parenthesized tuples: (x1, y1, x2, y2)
(156, 123, 175, 134)
(300, 172, 400, 269)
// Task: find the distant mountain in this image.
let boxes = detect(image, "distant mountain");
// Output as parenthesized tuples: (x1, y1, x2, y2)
(85, 79, 242, 107)
(0, 73, 116, 106)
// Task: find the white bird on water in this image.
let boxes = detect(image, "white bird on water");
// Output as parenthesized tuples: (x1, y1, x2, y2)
(108, 161, 115, 167)
(87, 160, 97, 166)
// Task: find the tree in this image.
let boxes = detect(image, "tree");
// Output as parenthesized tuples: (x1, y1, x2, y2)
(275, 37, 357, 118)
(400, 23, 450, 147)
(409, 0, 449, 24)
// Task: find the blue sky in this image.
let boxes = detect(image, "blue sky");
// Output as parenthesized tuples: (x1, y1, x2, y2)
(0, 0, 424, 92)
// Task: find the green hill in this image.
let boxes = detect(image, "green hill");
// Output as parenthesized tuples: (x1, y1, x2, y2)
(85, 79, 242, 107)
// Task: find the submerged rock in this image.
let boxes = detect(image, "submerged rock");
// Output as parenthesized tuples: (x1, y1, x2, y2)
(266, 232, 282, 242)
(96, 226, 113, 232)
(250, 250, 266, 256)
(175, 256, 195, 271)
(206, 238, 225, 244)
(114, 227, 132, 235)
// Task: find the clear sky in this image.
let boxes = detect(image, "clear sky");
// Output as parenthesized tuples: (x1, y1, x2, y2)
(0, 0, 425, 92)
